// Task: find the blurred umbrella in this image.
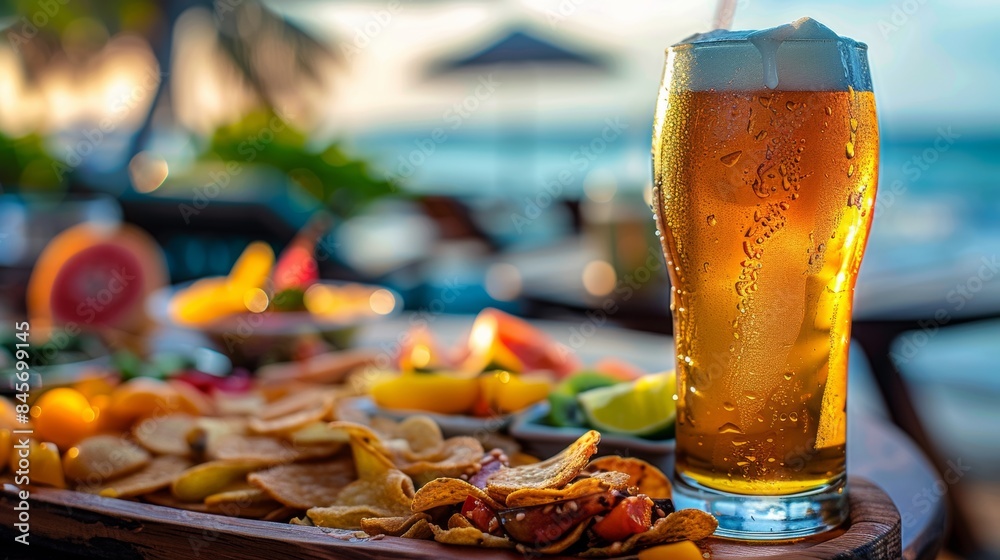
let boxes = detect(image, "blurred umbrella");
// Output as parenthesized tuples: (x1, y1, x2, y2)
(426, 29, 608, 76)
(424, 28, 610, 194)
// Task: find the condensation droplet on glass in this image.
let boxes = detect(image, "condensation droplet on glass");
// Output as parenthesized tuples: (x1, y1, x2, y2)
(784, 371, 794, 380)
(785, 101, 796, 111)
(779, 201, 790, 210)
(848, 164, 855, 177)
(720, 151, 742, 167)
(825, 106, 833, 116)
(718, 422, 743, 434)
(755, 130, 767, 141)
(846, 142, 855, 159)
(723, 401, 736, 411)
(745, 392, 757, 401)
(850, 117, 859, 132)
(789, 412, 799, 422)
(779, 413, 788, 421)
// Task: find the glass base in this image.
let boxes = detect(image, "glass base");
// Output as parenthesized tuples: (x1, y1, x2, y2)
(671, 473, 848, 540)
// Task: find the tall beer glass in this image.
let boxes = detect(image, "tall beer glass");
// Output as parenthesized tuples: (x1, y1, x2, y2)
(651, 18, 877, 538)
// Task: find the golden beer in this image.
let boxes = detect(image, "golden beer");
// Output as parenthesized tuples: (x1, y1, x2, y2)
(652, 19, 878, 537)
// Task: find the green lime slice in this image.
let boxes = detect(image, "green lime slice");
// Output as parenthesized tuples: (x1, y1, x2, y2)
(577, 371, 677, 438)
(547, 372, 621, 428)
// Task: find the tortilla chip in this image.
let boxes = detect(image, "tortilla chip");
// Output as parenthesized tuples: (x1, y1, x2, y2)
(307, 469, 414, 529)
(133, 414, 195, 456)
(63, 435, 151, 482)
(447, 512, 474, 529)
(394, 416, 444, 457)
(291, 422, 351, 446)
(586, 456, 672, 499)
(517, 521, 589, 555)
(258, 390, 330, 420)
(580, 509, 718, 557)
(78, 456, 191, 498)
(214, 393, 266, 417)
(249, 457, 356, 509)
(290, 515, 315, 526)
(204, 487, 271, 506)
(360, 512, 432, 537)
(262, 506, 301, 522)
(486, 430, 600, 501)
(249, 398, 334, 435)
(187, 417, 248, 461)
(503, 472, 628, 508)
(171, 459, 270, 502)
(144, 490, 281, 518)
(211, 434, 342, 463)
(430, 525, 515, 549)
(411, 477, 503, 512)
(400, 518, 434, 539)
(395, 436, 484, 487)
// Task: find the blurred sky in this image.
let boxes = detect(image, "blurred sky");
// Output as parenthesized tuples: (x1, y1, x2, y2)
(266, 0, 1000, 138)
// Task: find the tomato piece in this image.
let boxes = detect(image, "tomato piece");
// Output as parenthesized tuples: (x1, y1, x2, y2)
(498, 492, 620, 546)
(592, 496, 653, 542)
(461, 496, 501, 534)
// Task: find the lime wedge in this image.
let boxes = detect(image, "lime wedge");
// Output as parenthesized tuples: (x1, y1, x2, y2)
(577, 371, 677, 438)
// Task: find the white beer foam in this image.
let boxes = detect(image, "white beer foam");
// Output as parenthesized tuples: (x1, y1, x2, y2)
(672, 18, 870, 92)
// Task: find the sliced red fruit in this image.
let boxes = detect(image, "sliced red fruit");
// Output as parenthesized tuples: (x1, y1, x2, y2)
(172, 369, 251, 394)
(273, 244, 317, 292)
(29, 223, 167, 334)
(497, 491, 621, 546)
(476, 309, 581, 377)
(273, 215, 331, 292)
(461, 496, 501, 535)
(593, 358, 646, 381)
(591, 495, 653, 543)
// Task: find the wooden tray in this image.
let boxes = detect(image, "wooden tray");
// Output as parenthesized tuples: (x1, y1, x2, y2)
(0, 478, 899, 559)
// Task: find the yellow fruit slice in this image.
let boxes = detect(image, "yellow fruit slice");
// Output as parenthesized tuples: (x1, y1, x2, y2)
(638, 541, 704, 560)
(479, 372, 553, 414)
(228, 241, 274, 289)
(371, 372, 480, 415)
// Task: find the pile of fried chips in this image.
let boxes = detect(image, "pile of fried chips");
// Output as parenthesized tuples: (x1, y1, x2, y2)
(13, 356, 718, 557)
(366, 430, 718, 556)
(56, 381, 484, 527)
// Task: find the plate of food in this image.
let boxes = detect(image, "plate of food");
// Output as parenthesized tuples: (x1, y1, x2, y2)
(346, 308, 580, 438)
(146, 238, 401, 366)
(0, 358, 717, 559)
